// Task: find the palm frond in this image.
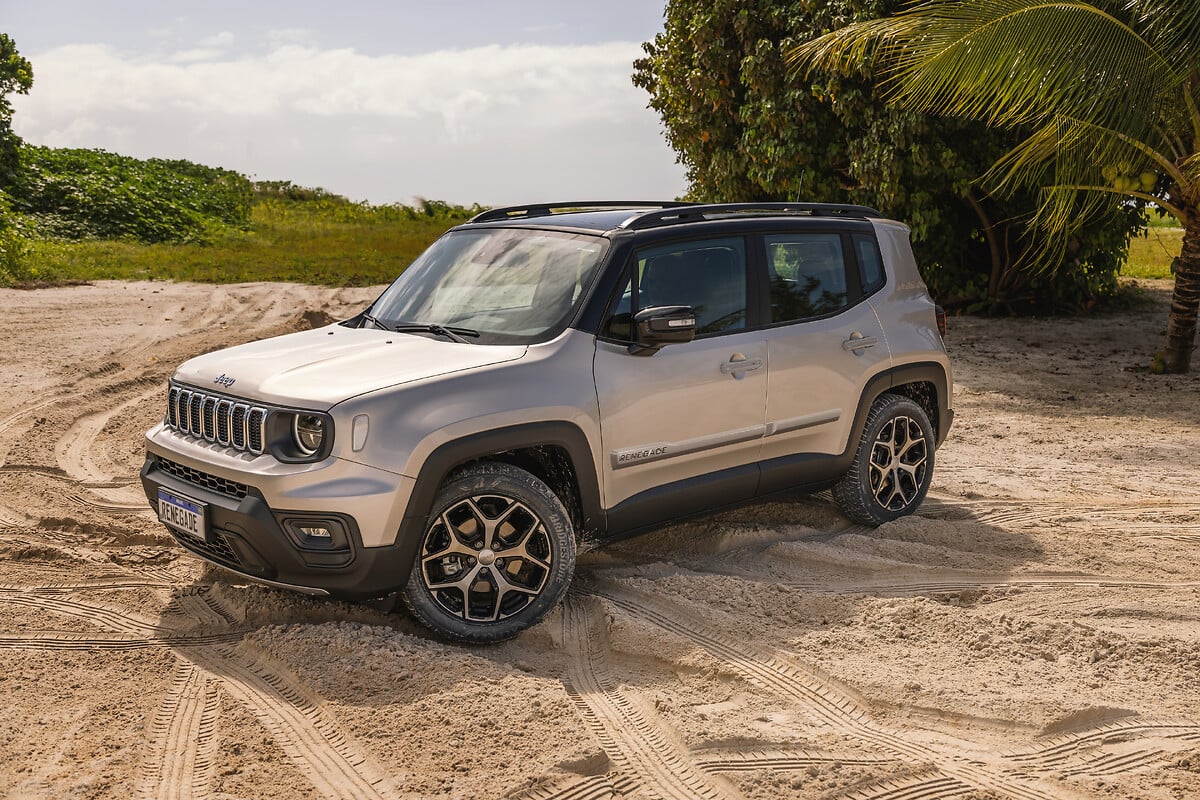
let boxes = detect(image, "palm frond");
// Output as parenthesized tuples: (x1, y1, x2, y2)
(989, 114, 1186, 231)
(790, 0, 1186, 143)
(1182, 150, 1200, 189)
(1125, 0, 1200, 73)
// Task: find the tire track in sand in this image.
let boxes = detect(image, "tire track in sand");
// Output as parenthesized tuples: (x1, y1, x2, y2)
(921, 496, 1200, 541)
(186, 643, 400, 800)
(560, 594, 741, 800)
(693, 748, 899, 773)
(779, 574, 1200, 597)
(507, 774, 637, 800)
(138, 660, 221, 800)
(0, 631, 243, 651)
(584, 580, 1093, 800)
(56, 384, 163, 488)
(0, 588, 242, 651)
(0, 589, 166, 636)
(841, 772, 970, 800)
(1005, 719, 1200, 778)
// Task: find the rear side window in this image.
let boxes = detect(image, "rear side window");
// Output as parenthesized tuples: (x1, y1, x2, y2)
(854, 233, 885, 293)
(606, 237, 748, 339)
(766, 233, 849, 323)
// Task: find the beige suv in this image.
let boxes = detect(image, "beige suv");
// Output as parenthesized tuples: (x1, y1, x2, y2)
(142, 202, 953, 642)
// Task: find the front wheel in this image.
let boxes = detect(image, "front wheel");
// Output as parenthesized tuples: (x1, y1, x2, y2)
(401, 462, 576, 643)
(833, 393, 935, 526)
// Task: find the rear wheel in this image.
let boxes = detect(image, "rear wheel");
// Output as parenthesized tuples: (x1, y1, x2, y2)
(833, 393, 934, 526)
(401, 462, 576, 643)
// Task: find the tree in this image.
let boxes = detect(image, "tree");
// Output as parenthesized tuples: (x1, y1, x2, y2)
(634, 0, 1140, 313)
(0, 33, 33, 189)
(791, 0, 1200, 372)
(0, 34, 32, 282)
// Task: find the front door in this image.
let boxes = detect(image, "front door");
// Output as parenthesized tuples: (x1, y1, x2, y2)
(593, 236, 767, 529)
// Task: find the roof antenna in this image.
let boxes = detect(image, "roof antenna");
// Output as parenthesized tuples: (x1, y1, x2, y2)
(794, 170, 807, 203)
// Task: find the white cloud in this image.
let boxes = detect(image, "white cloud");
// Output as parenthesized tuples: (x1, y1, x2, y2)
(198, 31, 235, 48)
(170, 47, 225, 63)
(10, 41, 685, 204)
(266, 28, 316, 48)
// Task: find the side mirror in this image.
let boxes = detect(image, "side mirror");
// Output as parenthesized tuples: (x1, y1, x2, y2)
(628, 305, 696, 355)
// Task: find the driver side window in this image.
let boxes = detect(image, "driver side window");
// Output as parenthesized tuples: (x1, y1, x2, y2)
(606, 237, 748, 341)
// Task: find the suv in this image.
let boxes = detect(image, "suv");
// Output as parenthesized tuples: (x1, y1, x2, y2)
(142, 201, 953, 642)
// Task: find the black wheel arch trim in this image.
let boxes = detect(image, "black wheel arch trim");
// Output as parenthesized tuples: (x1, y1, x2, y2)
(391, 421, 603, 587)
(867, 361, 952, 448)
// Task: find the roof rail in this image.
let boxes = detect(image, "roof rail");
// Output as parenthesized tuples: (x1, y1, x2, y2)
(469, 201, 695, 224)
(620, 202, 881, 230)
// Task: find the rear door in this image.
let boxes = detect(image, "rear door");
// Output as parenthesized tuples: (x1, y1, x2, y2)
(758, 230, 892, 492)
(593, 236, 767, 524)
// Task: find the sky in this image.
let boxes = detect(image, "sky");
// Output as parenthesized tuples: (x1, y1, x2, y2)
(3, 1, 688, 206)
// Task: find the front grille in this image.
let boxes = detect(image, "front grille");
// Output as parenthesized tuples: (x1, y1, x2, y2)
(171, 528, 242, 567)
(166, 385, 268, 455)
(156, 456, 249, 500)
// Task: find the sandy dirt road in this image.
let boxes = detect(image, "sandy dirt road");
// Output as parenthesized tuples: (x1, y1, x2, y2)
(0, 279, 1198, 800)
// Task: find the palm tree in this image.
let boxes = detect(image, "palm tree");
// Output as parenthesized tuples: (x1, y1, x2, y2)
(789, 0, 1200, 372)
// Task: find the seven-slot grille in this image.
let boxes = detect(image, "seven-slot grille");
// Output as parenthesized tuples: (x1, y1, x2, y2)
(166, 385, 267, 454)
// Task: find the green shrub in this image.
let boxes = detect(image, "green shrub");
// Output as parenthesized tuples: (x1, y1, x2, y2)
(8, 146, 253, 243)
(0, 191, 40, 286)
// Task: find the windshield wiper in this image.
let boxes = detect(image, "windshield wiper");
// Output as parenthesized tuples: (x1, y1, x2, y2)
(360, 312, 393, 331)
(391, 322, 480, 344)
(361, 313, 479, 343)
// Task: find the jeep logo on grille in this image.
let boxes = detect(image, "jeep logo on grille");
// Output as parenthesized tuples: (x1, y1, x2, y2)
(213, 373, 236, 389)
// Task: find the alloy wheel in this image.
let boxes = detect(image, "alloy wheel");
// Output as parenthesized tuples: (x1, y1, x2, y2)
(418, 494, 553, 623)
(868, 415, 928, 511)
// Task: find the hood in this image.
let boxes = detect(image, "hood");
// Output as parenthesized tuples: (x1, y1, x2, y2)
(173, 324, 527, 408)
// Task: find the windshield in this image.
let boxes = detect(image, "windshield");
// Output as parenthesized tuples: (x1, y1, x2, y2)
(368, 228, 609, 344)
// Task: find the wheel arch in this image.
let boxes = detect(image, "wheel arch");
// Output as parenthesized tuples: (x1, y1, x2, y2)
(389, 421, 603, 588)
(856, 361, 952, 449)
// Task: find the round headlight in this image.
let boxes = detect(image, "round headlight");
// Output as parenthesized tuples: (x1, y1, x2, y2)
(293, 413, 326, 456)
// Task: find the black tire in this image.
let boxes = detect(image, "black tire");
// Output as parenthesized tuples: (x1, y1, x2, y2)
(833, 393, 935, 527)
(401, 462, 576, 643)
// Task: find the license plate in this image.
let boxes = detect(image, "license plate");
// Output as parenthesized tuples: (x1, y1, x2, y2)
(157, 488, 207, 540)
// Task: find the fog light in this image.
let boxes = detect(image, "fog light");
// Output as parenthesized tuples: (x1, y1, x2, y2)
(281, 517, 350, 552)
(297, 525, 332, 539)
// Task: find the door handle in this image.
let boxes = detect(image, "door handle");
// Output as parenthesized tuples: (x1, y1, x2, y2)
(842, 333, 878, 352)
(720, 355, 764, 375)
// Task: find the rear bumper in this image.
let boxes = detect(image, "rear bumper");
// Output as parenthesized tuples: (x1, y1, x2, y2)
(141, 454, 418, 599)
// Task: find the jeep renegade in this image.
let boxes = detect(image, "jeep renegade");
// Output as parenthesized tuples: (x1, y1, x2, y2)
(142, 201, 953, 643)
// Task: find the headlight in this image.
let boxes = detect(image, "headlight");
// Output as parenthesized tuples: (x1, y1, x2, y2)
(293, 413, 327, 456)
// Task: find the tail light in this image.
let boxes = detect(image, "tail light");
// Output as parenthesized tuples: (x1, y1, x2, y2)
(934, 305, 947, 338)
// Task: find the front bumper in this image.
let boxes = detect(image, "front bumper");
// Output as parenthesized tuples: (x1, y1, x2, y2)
(141, 453, 419, 599)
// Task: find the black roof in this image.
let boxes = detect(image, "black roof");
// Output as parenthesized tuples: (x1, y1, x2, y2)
(465, 201, 882, 234)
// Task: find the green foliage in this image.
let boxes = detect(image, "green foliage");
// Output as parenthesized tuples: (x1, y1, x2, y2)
(252, 181, 484, 224)
(634, 0, 1142, 312)
(791, 0, 1200, 370)
(17, 190, 478, 287)
(0, 33, 33, 190)
(0, 191, 34, 285)
(9, 146, 254, 243)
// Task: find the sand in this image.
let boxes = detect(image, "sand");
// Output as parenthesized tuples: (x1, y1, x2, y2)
(0, 278, 1197, 800)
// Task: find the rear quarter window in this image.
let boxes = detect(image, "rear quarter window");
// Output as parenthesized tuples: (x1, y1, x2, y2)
(766, 233, 850, 323)
(854, 233, 885, 293)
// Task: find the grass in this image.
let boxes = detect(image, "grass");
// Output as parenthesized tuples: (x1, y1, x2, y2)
(1122, 222, 1184, 280)
(12, 195, 1188, 287)
(20, 199, 474, 287)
